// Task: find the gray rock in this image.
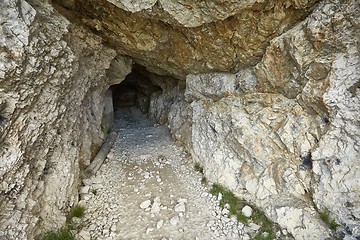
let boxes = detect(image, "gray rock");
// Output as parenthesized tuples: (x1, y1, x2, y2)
(169, 216, 179, 226)
(156, 219, 164, 229)
(140, 200, 151, 209)
(77, 230, 91, 240)
(174, 202, 186, 213)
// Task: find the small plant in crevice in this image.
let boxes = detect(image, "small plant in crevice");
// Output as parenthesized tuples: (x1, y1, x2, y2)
(194, 162, 207, 185)
(194, 162, 204, 174)
(210, 184, 278, 240)
(101, 124, 110, 135)
(37, 205, 86, 240)
(37, 227, 73, 240)
(201, 176, 208, 185)
(210, 184, 246, 222)
(68, 205, 85, 219)
(319, 210, 340, 230)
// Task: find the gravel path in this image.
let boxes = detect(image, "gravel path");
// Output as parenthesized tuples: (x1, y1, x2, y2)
(76, 107, 255, 240)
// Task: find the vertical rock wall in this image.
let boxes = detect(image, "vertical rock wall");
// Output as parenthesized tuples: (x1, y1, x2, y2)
(148, 0, 360, 239)
(0, 0, 131, 238)
(256, 1, 360, 237)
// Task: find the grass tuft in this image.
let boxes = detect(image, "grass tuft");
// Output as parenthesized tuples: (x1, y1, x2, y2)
(210, 184, 248, 223)
(201, 176, 208, 185)
(37, 227, 73, 240)
(320, 211, 330, 223)
(320, 209, 339, 230)
(330, 219, 339, 230)
(194, 163, 204, 174)
(210, 184, 277, 239)
(68, 205, 85, 219)
(37, 205, 86, 240)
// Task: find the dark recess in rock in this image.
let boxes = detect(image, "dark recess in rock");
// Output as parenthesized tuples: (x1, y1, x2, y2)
(300, 152, 313, 170)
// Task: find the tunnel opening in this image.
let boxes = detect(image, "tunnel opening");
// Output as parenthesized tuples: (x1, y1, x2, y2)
(111, 65, 162, 115)
(100, 62, 182, 138)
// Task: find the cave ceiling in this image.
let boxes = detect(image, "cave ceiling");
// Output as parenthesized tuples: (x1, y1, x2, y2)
(53, 0, 319, 79)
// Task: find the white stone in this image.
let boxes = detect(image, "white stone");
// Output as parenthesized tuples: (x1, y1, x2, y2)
(218, 192, 222, 201)
(249, 223, 261, 231)
(80, 186, 90, 194)
(77, 230, 91, 240)
(241, 205, 253, 218)
(169, 216, 179, 226)
(174, 202, 186, 213)
(207, 220, 215, 227)
(156, 219, 164, 229)
(140, 200, 151, 209)
(151, 201, 161, 214)
(110, 224, 116, 232)
(222, 208, 229, 215)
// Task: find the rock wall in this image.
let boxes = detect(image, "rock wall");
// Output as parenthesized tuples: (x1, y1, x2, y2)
(1, 0, 359, 239)
(256, 1, 360, 238)
(0, 0, 131, 238)
(148, 0, 360, 239)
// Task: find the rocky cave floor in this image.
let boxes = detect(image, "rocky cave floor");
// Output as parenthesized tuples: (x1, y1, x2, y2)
(75, 107, 284, 240)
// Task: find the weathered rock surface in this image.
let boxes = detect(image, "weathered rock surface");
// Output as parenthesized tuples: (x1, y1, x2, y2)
(147, 0, 360, 239)
(256, 0, 360, 237)
(53, 0, 318, 79)
(0, 0, 131, 238)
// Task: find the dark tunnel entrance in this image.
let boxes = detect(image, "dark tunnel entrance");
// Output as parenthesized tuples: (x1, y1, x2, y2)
(101, 64, 180, 134)
(111, 65, 161, 114)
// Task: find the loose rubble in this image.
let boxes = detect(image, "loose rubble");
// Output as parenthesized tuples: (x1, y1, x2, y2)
(76, 107, 284, 239)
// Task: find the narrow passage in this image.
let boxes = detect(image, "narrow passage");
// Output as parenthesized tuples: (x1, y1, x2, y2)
(78, 107, 254, 240)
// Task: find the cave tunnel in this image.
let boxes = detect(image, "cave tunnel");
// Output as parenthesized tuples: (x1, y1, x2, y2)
(112, 64, 162, 113)
(102, 64, 164, 131)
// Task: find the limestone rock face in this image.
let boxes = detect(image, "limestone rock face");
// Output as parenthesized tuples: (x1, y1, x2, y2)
(256, 1, 360, 237)
(147, 0, 360, 239)
(107, 0, 157, 13)
(0, 0, 130, 238)
(53, 0, 318, 79)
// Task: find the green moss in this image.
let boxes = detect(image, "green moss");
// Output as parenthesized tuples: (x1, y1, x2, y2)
(210, 184, 248, 223)
(210, 184, 278, 239)
(236, 212, 248, 223)
(319, 209, 339, 231)
(37, 227, 73, 240)
(330, 219, 339, 230)
(201, 176, 208, 185)
(37, 205, 86, 240)
(319, 209, 339, 230)
(320, 211, 330, 223)
(194, 163, 204, 174)
(68, 205, 85, 219)
(101, 122, 110, 134)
